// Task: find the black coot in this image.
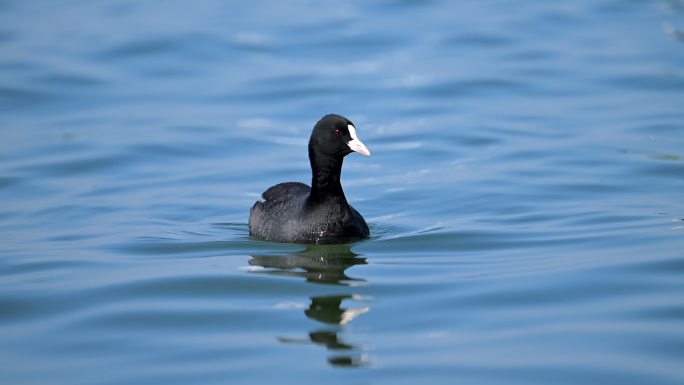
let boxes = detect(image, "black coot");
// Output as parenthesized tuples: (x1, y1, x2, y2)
(249, 114, 371, 244)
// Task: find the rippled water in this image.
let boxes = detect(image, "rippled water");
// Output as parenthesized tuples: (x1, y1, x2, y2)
(2, 1, 684, 384)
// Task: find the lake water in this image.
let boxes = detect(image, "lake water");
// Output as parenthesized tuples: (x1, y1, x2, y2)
(2, 1, 684, 384)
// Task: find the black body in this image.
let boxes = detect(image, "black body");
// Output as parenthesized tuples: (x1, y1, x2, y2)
(249, 114, 370, 244)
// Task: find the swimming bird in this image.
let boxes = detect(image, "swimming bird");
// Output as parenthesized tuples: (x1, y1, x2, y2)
(249, 114, 371, 244)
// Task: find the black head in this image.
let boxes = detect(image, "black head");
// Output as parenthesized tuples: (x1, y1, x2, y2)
(309, 114, 371, 159)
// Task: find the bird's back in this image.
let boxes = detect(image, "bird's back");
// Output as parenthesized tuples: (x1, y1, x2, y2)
(249, 182, 368, 243)
(249, 182, 311, 242)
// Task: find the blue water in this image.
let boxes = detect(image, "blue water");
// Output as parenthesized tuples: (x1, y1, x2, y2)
(2, 1, 684, 384)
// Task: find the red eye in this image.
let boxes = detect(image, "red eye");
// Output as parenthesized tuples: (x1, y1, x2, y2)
(334, 129, 343, 137)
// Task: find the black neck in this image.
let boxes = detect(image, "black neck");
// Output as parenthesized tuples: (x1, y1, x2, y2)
(309, 149, 347, 202)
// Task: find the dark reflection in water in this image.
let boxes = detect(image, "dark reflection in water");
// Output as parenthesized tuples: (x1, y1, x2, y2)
(249, 245, 370, 367)
(249, 244, 367, 284)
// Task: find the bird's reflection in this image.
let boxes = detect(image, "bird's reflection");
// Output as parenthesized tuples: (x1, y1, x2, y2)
(249, 244, 366, 284)
(249, 244, 370, 367)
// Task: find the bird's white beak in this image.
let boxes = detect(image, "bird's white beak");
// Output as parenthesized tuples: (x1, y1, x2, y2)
(346, 124, 371, 157)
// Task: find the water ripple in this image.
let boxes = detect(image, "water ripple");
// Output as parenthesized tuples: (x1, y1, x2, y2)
(17, 154, 124, 177)
(0, 86, 56, 110)
(442, 33, 514, 48)
(93, 33, 232, 61)
(607, 73, 684, 92)
(419, 78, 531, 98)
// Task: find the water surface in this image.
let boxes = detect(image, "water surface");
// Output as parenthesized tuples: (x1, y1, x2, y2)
(1, 1, 684, 384)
